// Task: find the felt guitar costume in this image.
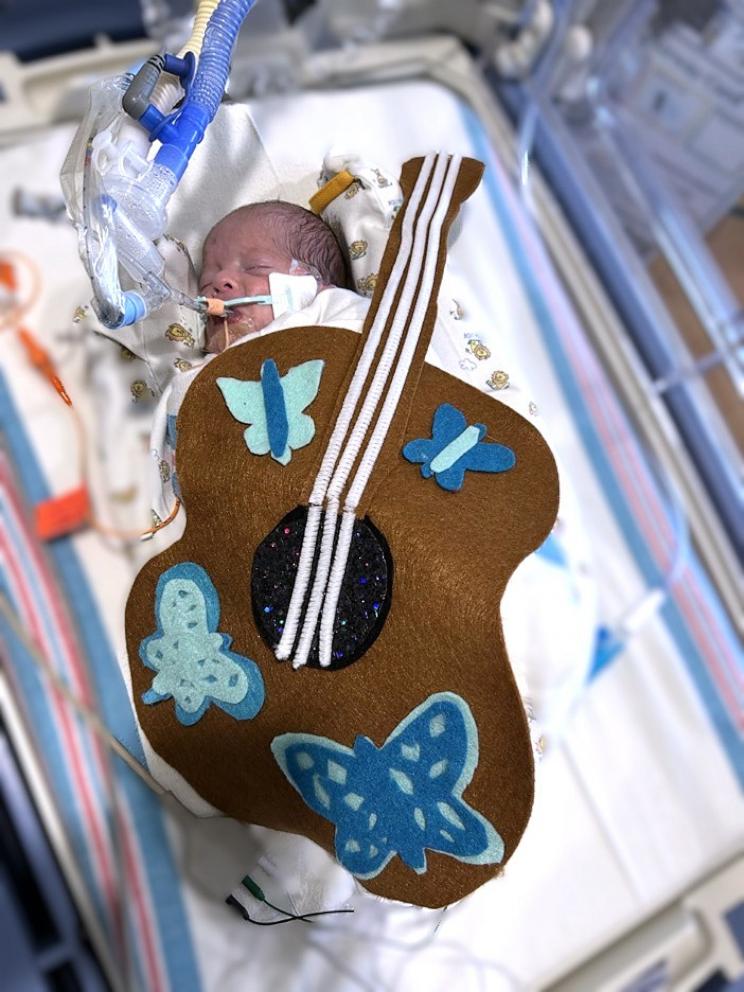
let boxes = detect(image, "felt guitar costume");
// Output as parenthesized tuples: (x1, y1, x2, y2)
(125, 153, 559, 908)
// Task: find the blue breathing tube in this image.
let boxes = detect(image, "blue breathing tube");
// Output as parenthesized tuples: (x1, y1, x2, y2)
(156, 0, 259, 179)
(132, 0, 259, 180)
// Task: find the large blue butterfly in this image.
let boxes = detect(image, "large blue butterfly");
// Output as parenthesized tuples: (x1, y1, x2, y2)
(402, 402, 515, 491)
(271, 692, 504, 879)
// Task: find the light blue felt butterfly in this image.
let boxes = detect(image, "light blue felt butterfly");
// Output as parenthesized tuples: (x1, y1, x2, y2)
(139, 562, 265, 726)
(271, 692, 504, 879)
(216, 358, 324, 465)
(402, 402, 515, 492)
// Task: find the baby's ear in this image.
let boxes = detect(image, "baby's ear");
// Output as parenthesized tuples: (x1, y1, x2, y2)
(289, 260, 322, 280)
(291, 263, 328, 288)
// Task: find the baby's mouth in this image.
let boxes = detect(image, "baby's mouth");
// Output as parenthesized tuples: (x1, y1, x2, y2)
(225, 309, 248, 324)
(207, 309, 253, 333)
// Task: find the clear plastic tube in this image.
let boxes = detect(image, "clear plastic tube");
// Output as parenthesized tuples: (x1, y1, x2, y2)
(62, 76, 136, 327)
(517, 0, 578, 199)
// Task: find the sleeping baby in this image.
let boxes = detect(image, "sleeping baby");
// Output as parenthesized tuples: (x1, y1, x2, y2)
(198, 199, 351, 354)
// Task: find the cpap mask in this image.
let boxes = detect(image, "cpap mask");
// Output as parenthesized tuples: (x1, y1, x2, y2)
(196, 270, 319, 322)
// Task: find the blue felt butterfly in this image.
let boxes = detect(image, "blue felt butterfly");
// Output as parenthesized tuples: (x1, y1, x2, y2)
(271, 692, 504, 879)
(140, 562, 265, 726)
(217, 358, 324, 465)
(402, 402, 515, 491)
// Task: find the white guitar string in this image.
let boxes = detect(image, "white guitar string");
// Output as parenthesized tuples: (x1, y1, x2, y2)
(292, 154, 451, 670)
(293, 155, 451, 670)
(291, 500, 339, 668)
(318, 155, 463, 665)
(345, 156, 463, 509)
(276, 502, 322, 663)
(275, 153, 437, 662)
(317, 507, 356, 666)
(325, 154, 450, 505)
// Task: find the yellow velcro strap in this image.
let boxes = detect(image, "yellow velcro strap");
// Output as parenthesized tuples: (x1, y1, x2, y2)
(309, 170, 356, 214)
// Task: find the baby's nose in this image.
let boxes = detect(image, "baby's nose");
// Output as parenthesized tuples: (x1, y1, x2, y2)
(213, 272, 239, 296)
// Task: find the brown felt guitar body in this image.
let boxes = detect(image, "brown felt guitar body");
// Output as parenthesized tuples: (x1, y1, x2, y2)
(125, 156, 559, 907)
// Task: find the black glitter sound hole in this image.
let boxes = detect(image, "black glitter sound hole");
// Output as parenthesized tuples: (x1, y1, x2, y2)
(251, 505, 393, 670)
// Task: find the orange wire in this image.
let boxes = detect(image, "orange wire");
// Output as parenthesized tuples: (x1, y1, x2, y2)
(0, 250, 42, 331)
(1, 252, 182, 542)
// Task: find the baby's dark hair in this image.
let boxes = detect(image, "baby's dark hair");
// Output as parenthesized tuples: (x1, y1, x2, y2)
(223, 200, 348, 288)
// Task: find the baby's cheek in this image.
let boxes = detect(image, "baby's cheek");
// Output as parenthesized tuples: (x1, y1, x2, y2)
(245, 274, 272, 296)
(251, 303, 275, 331)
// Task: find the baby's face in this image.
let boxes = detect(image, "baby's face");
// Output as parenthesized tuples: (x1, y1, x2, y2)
(199, 212, 294, 353)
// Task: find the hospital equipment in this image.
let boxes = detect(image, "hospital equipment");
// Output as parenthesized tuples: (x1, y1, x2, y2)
(0, 0, 742, 989)
(61, 0, 263, 329)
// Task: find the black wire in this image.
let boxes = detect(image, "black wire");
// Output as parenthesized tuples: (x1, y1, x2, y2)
(225, 895, 301, 926)
(225, 895, 354, 927)
(261, 897, 354, 920)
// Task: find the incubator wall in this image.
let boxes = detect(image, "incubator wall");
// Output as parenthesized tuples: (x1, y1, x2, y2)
(0, 3, 742, 991)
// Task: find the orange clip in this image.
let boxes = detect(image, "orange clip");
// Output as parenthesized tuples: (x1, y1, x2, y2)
(35, 486, 91, 540)
(17, 327, 72, 406)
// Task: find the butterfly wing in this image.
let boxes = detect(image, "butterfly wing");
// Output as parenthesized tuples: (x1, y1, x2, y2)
(401, 436, 439, 472)
(420, 793, 504, 866)
(271, 733, 394, 878)
(216, 376, 270, 455)
(281, 360, 324, 453)
(429, 463, 466, 492)
(272, 735, 356, 820)
(431, 402, 469, 442)
(153, 563, 213, 639)
(334, 821, 395, 879)
(380, 692, 504, 872)
(462, 433, 515, 475)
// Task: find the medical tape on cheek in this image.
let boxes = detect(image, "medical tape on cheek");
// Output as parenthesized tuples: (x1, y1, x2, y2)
(268, 272, 318, 319)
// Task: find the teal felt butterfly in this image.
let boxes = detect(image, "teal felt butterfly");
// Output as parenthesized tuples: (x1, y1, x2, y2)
(217, 358, 324, 465)
(402, 402, 515, 491)
(272, 692, 504, 879)
(140, 562, 265, 726)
